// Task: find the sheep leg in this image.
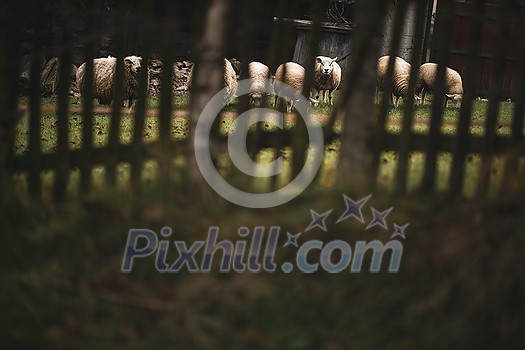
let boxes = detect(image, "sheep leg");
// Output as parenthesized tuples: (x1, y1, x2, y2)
(328, 89, 334, 105)
(287, 100, 293, 113)
(421, 90, 426, 105)
(313, 89, 320, 101)
(393, 95, 400, 108)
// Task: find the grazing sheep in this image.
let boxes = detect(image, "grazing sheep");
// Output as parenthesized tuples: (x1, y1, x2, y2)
(187, 58, 238, 103)
(376, 55, 416, 107)
(223, 58, 238, 103)
(416, 63, 463, 108)
(247, 61, 270, 106)
(312, 55, 341, 105)
(273, 62, 307, 112)
(76, 55, 147, 108)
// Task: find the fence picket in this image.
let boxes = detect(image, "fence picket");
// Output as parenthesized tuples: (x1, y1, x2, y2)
(27, 42, 43, 198)
(421, 1, 456, 193)
(395, 0, 427, 195)
(158, 4, 177, 188)
(477, 0, 512, 198)
(79, 1, 97, 194)
(371, 0, 410, 192)
(130, 8, 153, 191)
(53, 9, 73, 201)
(449, 0, 485, 196)
(0, 2, 21, 186)
(502, 36, 525, 194)
(106, 5, 128, 187)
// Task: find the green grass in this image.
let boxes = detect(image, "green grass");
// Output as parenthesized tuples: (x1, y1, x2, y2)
(4, 93, 525, 348)
(11, 92, 524, 199)
(1, 184, 524, 348)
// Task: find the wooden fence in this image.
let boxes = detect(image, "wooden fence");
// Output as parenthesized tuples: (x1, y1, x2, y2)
(432, 0, 525, 99)
(1, 0, 524, 202)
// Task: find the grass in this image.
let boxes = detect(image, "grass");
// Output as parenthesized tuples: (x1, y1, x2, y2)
(12, 91, 523, 199)
(1, 183, 524, 348)
(3, 93, 525, 348)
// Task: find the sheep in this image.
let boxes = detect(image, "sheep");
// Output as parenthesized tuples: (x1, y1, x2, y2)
(273, 61, 307, 112)
(312, 55, 341, 105)
(416, 63, 463, 108)
(247, 61, 270, 106)
(76, 55, 147, 108)
(223, 58, 238, 103)
(376, 55, 417, 107)
(187, 58, 238, 103)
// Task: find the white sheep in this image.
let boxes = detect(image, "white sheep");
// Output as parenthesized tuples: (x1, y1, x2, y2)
(248, 61, 270, 106)
(76, 55, 147, 107)
(376, 55, 416, 107)
(273, 62, 307, 112)
(312, 55, 341, 105)
(187, 58, 238, 103)
(416, 63, 463, 108)
(223, 58, 238, 103)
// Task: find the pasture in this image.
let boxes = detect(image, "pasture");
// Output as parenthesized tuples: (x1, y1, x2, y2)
(2, 160, 524, 348)
(3, 0, 525, 347)
(12, 93, 521, 198)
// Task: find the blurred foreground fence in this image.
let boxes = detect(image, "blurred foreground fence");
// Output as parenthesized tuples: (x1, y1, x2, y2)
(0, 0, 524, 202)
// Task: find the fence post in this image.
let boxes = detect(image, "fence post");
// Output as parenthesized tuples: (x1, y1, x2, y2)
(332, 0, 388, 191)
(188, 0, 233, 191)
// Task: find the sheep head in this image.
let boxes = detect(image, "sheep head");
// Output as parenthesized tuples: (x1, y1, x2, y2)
(446, 93, 462, 108)
(125, 56, 143, 76)
(316, 56, 338, 75)
(250, 92, 264, 107)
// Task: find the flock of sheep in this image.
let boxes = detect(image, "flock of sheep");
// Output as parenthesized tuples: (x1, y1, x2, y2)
(376, 55, 464, 108)
(75, 53, 463, 111)
(75, 54, 343, 112)
(187, 56, 343, 112)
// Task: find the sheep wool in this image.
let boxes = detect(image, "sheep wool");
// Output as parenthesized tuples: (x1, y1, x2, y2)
(312, 56, 341, 105)
(273, 61, 306, 112)
(376, 55, 412, 107)
(187, 58, 238, 103)
(248, 61, 270, 106)
(417, 63, 463, 108)
(223, 58, 238, 103)
(76, 55, 147, 107)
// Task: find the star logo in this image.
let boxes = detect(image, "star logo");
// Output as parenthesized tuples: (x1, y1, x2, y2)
(305, 209, 332, 232)
(283, 232, 301, 247)
(390, 223, 409, 239)
(365, 207, 393, 230)
(336, 194, 372, 224)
